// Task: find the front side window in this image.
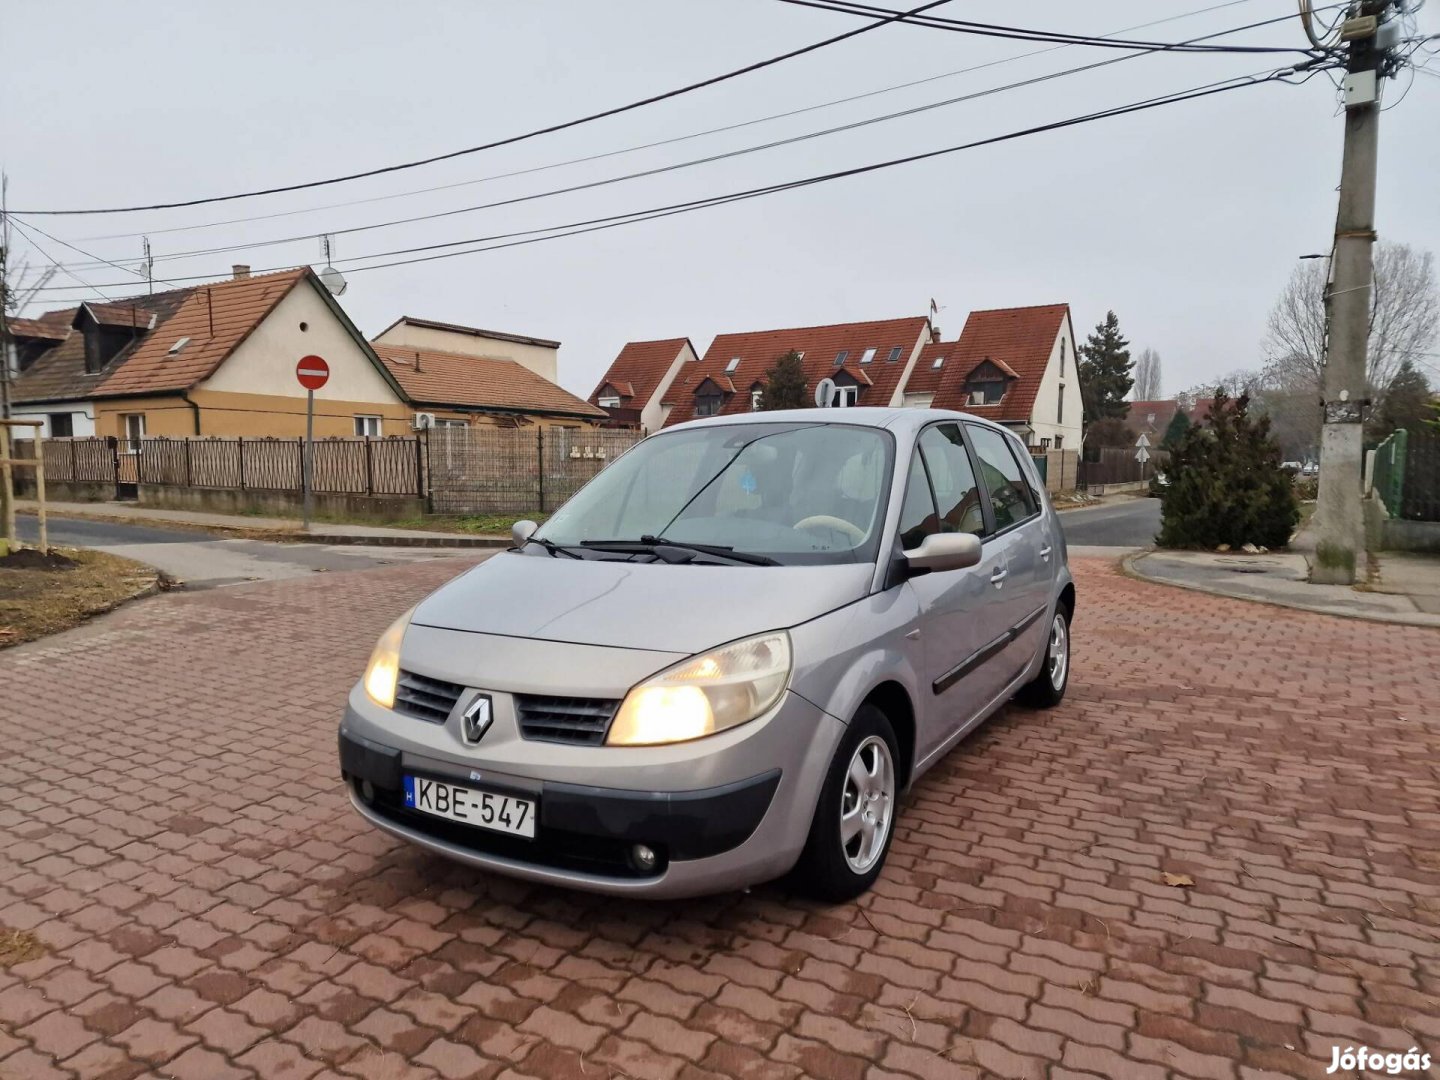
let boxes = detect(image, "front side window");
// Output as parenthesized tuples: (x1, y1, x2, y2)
(898, 448, 938, 550)
(967, 425, 1039, 531)
(355, 415, 382, 437)
(539, 422, 893, 565)
(918, 425, 985, 536)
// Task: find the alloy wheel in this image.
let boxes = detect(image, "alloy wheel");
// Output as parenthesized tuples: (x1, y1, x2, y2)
(839, 735, 895, 874)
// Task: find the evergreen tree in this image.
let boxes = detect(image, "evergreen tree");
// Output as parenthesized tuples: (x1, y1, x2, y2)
(1370, 359, 1432, 439)
(1160, 409, 1191, 449)
(758, 350, 808, 410)
(1078, 311, 1134, 423)
(1157, 390, 1298, 549)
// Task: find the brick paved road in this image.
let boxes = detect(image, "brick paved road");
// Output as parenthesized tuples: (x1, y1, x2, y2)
(2, 557, 1438, 1080)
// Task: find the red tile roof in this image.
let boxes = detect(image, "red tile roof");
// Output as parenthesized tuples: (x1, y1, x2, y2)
(663, 316, 930, 426)
(930, 304, 1070, 423)
(589, 338, 691, 409)
(377, 315, 560, 350)
(11, 270, 313, 404)
(1126, 399, 1181, 437)
(6, 317, 69, 342)
(374, 343, 606, 419)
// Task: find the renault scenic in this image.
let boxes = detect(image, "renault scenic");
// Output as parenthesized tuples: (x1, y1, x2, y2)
(339, 408, 1074, 900)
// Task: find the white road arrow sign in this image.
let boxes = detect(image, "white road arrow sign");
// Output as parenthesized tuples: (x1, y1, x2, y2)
(1136, 446, 1151, 464)
(1136, 432, 1152, 448)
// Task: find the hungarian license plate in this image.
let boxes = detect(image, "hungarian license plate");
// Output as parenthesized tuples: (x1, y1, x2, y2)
(403, 776, 536, 839)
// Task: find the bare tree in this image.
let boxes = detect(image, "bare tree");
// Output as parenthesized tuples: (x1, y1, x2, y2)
(1263, 242, 1440, 413)
(1132, 348, 1163, 400)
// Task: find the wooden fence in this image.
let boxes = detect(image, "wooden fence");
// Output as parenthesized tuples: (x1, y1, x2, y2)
(31, 429, 642, 512)
(1077, 446, 1169, 490)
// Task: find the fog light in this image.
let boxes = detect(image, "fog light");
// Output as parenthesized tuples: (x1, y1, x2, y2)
(360, 779, 375, 804)
(631, 844, 657, 872)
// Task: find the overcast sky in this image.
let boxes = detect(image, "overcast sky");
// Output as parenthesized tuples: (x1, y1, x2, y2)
(4, 0, 1437, 399)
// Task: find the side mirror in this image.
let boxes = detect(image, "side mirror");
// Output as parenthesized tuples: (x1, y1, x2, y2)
(511, 519, 539, 547)
(905, 531, 982, 574)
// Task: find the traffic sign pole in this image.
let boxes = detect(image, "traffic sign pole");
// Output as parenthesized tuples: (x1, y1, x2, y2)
(303, 388, 315, 530)
(294, 355, 330, 532)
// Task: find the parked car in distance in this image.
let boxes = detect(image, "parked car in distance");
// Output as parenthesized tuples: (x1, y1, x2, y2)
(1302, 461, 1319, 476)
(340, 408, 1075, 900)
(1281, 461, 1303, 474)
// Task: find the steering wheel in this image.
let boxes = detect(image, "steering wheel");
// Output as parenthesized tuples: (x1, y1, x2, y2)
(793, 515, 866, 544)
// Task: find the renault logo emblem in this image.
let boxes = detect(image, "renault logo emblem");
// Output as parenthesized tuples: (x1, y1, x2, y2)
(461, 695, 493, 745)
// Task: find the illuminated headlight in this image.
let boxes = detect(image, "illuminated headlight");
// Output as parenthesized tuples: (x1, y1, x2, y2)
(363, 608, 414, 708)
(607, 631, 791, 746)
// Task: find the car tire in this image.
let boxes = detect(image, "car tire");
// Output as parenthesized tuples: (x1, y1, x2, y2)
(791, 704, 900, 903)
(1017, 603, 1071, 709)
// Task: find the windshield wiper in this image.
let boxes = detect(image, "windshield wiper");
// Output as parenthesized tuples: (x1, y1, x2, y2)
(579, 535, 779, 566)
(517, 535, 583, 559)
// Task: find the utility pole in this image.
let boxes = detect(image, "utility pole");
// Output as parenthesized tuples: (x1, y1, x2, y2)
(1312, 0, 1399, 585)
(1, 172, 12, 422)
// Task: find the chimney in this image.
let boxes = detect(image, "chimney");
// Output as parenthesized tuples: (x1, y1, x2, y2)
(414, 350, 422, 373)
(931, 324, 941, 344)
(232, 264, 251, 280)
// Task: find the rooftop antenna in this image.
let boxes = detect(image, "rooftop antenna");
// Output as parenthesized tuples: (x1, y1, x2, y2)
(318, 234, 347, 297)
(133, 236, 154, 295)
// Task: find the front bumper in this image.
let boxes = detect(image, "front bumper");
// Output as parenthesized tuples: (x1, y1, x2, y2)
(339, 687, 843, 898)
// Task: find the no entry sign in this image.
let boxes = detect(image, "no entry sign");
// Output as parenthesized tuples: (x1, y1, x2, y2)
(296, 355, 330, 391)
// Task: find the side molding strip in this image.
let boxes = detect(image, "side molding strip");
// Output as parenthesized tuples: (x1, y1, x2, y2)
(932, 604, 1049, 696)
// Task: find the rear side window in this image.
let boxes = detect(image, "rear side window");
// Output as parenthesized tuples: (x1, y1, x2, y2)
(919, 425, 986, 536)
(898, 449, 938, 550)
(967, 425, 1039, 531)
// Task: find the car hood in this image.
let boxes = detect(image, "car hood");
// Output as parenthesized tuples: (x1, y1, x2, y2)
(412, 551, 875, 654)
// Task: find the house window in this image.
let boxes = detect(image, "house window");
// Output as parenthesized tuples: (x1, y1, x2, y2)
(888, 346, 903, 363)
(598, 395, 621, 408)
(695, 393, 722, 417)
(725, 357, 741, 373)
(436, 418, 468, 428)
(1040, 437, 1052, 450)
(859, 347, 876, 365)
(120, 413, 145, 453)
(1057, 383, 1065, 424)
(932, 355, 945, 369)
(832, 385, 858, 408)
(834, 351, 848, 367)
(751, 389, 763, 411)
(1054, 435, 1064, 450)
(965, 380, 1005, 405)
(354, 415, 383, 437)
(48, 413, 74, 438)
(1060, 338, 1067, 377)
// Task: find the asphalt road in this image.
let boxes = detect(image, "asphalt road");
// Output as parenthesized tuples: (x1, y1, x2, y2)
(14, 513, 477, 589)
(1058, 495, 1161, 548)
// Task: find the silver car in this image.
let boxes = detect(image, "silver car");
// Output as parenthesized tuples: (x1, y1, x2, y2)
(340, 409, 1074, 900)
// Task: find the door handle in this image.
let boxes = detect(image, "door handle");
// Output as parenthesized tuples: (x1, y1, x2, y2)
(990, 567, 1008, 588)
(1039, 545, 1052, 561)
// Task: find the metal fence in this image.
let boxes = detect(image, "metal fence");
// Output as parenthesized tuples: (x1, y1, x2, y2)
(1372, 429, 1408, 516)
(428, 426, 642, 514)
(1397, 427, 1440, 522)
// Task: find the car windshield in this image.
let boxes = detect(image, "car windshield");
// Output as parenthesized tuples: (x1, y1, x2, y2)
(536, 422, 894, 565)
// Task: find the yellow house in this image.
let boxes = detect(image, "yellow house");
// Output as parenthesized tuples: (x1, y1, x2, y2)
(10, 269, 603, 440)
(11, 267, 410, 441)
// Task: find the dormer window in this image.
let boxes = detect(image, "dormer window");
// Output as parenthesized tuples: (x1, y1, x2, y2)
(76, 303, 152, 375)
(963, 359, 1011, 405)
(695, 392, 723, 417)
(599, 395, 621, 408)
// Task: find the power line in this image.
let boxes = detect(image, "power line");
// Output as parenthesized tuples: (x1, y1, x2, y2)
(771, 0, 1313, 53)
(73, 0, 1282, 247)
(23, 62, 1328, 297)
(7, 218, 114, 302)
(15, 217, 181, 289)
(10, 0, 953, 217)
(34, 7, 1339, 274)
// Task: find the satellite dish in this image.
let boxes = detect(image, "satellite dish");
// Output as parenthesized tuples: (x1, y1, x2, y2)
(319, 264, 348, 297)
(814, 377, 837, 408)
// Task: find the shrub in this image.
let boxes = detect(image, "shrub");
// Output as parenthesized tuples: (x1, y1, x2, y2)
(1157, 391, 1299, 549)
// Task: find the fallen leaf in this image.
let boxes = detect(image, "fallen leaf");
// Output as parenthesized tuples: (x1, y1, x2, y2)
(1161, 872, 1196, 888)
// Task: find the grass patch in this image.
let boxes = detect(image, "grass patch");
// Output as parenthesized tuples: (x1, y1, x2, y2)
(0, 547, 160, 648)
(0, 928, 45, 968)
(378, 512, 549, 535)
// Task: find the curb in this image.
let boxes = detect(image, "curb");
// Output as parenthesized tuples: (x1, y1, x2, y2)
(17, 509, 509, 549)
(293, 533, 510, 549)
(1122, 550, 1440, 629)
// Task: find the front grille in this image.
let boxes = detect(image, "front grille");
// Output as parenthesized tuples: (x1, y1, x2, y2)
(394, 669, 464, 724)
(515, 695, 619, 745)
